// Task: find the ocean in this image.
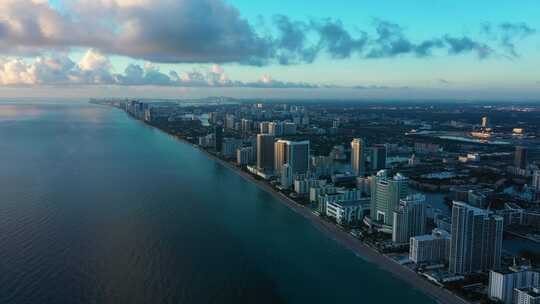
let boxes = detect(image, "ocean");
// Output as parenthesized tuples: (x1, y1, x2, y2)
(0, 101, 434, 303)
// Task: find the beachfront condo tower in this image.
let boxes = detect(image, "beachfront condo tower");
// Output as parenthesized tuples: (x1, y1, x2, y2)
(370, 170, 409, 227)
(449, 201, 503, 275)
(392, 193, 427, 244)
(257, 134, 275, 172)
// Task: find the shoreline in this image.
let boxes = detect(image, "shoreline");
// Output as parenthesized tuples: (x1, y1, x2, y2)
(125, 111, 469, 304)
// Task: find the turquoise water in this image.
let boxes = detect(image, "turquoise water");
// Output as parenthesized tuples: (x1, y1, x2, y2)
(0, 101, 435, 303)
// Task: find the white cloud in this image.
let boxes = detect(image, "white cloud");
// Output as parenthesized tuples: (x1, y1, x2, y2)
(0, 51, 320, 88)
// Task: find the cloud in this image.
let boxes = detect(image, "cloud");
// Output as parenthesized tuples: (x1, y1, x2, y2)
(443, 35, 493, 58)
(482, 22, 537, 57)
(0, 0, 535, 66)
(437, 78, 451, 85)
(0, 50, 324, 88)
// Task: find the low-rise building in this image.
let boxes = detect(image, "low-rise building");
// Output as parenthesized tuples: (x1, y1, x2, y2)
(326, 198, 370, 226)
(410, 229, 450, 264)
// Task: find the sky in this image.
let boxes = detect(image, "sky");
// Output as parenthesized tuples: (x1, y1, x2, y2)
(0, 0, 539, 100)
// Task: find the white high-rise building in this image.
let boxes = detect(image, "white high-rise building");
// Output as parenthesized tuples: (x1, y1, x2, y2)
(410, 229, 450, 264)
(280, 164, 293, 189)
(259, 121, 270, 134)
(449, 201, 504, 275)
(392, 194, 427, 244)
(370, 170, 409, 227)
(237, 147, 254, 165)
(351, 138, 366, 176)
(489, 266, 540, 304)
(533, 170, 540, 190)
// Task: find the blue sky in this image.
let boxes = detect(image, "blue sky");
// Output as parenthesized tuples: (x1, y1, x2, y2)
(0, 0, 539, 100)
(228, 0, 540, 85)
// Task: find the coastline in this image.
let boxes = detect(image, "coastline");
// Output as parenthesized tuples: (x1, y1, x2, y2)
(126, 112, 469, 304)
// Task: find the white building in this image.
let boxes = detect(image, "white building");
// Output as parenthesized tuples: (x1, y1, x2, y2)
(326, 198, 370, 226)
(489, 266, 540, 304)
(449, 201, 504, 275)
(259, 121, 270, 134)
(237, 147, 255, 165)
(370, 170, 409, 227)
(514, 287, 540, 304)
(392, 194, 427, 244)
(280, 164, 294, 189)
(410, 229, 450, 264)
(533, 170, 540, 190)
(318, 188, 362, 214)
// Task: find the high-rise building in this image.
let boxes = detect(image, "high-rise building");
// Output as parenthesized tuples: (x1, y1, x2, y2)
(409, 229, 451, 264)
(449, 201, 504, 275)
(515, 146, 529, 169)
(280, 164, 293, 188)
(370, 144, 387, 171)
(221, 138, 242, 158)
(532, 170, 540, 190)
(370, 170, 409, 226)
(237, 147, 254, 165)
(268, 122, 284, 136)
(392, 194, 427, 244)
(274, 140, 288, 174)
(241, 119, 252, 133)
(274, 140, 310, 176)
(287, 141, 310, 175)
(214, 125, 223, 152)
(351, 138, 367, 176)
(482, 116, 489, 128)
(225, 114, 235, 129)
(256, 134, 274, 172)
(259, 121, 270, 134)
(489, 266, 540, 304)
(283, 122, 297, 135)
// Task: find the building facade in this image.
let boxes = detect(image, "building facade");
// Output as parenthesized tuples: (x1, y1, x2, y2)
(392, 194, 427, 244)
(351, 138, 367, 177)
(370, 170, 409, 226)
(370, 144, 387, 171)
(409, 229, 451, 264)
(256, 134, 275, 172)
(449, 201, 504, 275)
(489, 267, 540, 304)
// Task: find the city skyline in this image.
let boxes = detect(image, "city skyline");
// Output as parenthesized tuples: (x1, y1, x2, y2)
(0, 0, 539, 100)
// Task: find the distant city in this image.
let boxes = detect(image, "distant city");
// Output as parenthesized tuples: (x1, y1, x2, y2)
(94, 97, 540, 304)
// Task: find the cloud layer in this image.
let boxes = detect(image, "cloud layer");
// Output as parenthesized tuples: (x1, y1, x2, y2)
(0, 49, 324, 88)
(0, 0, 536, 66)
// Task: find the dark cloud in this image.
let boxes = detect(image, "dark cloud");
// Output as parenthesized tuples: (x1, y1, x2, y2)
(0, 0, 535, 66)
(482, 22, 537, 57)
(311, 19, 368, 59)
(442, 35, 492, 58)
